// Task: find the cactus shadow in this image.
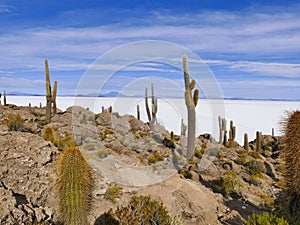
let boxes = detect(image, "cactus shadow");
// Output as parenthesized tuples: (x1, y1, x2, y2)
(94, 212, 119, 225)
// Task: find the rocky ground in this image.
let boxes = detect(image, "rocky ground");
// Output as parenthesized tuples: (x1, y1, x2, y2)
(0, 104, 286, 225)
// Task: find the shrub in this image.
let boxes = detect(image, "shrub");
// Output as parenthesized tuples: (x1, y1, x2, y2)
(179, 168, 192, 179)
(104, 184, 122, 203)
(42, 127, 55, 143)
(171, 214, 184, 225)
(111, 195, 171, 225)
(245, 174, 263, 186)
(97, 148, 111, 159)
(4, 113, 24, 131)
(245, 212, 289, 225)
(212, 171, 244, 197)
(148, 151, 164, 164)
(245, 160, 266, 176)
(248, 151, 262, 159)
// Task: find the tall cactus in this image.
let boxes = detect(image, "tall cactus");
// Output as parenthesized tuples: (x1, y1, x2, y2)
(45, 59, 52, 123)
(227, 120, 236, 147)
(3, 90, 6, 106)
(282, 111, 300, 222)
(52, 80, 57, 114)
(256, 131, 261, 152)
(183, 55, 199, 160)
(222, 118, 227, 146)
(145, 83, 158, 128)
(137, 104, 140, 120)
(218, 116, 227, 144)
(57, 147, 94, 225)
(244, 133, 249, 151)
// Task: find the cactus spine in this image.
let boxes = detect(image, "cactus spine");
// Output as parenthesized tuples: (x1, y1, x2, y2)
(244, 133, 249, 151)
(256, 131, 261, 151)
(282, 111, 300, 222)
(57, 147, 93, 225)
(183, 55, 199, 160)
(4, 90, 6, 106)
(145, 83, 158, 128)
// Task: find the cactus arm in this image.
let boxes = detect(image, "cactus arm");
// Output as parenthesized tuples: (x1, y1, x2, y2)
(52, 80, 57, 114)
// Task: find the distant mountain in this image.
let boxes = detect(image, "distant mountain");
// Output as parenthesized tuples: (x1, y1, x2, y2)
(7, 91, 43, 96)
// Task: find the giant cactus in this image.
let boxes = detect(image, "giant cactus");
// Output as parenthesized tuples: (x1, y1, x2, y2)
(282, 111, 300, 222)
(57, 147, 94, 225)
(183, 55, 199, 160)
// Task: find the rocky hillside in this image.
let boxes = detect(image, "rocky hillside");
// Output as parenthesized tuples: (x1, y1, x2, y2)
(0, 104, 286, 225)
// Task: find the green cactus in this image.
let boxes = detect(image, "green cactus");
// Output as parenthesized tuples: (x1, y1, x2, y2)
(183, 55, 199, 160)
(282, 111, 300, 222)
(57, 147, 94, 225)
(45, 59, 52, 123)
(4, 90, 7, 106)
(137, 104, 140, 120)
(227, 120, 236, 147)
(145, 83, 158, 128)
(256, 131, 261, 152)
(52, 80, 57, 114)
(244, 133, 249, 151)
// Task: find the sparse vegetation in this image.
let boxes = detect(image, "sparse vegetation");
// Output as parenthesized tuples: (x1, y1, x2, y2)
(97, 148, 111, 158)
(104, 183, 122, 203)
(212, 171, 244, 197)
(106, 195, 171, 224)
(148, 151, 164, 164)
(4, 113, 25, 131)
(245, 212, 289, 225)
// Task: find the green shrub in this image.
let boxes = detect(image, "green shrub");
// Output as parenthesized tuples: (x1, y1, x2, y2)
(4, 113, 24, 131)
(97, 148, 111, 158)
(42, 127, 55, 143)
(245, 174, 263, 186)
(248, 151, 262, 159)
(212, 171, 244, 197)
(179, 168, 192, 179)
(110, 195, 171, 225)
(245, 212, 289, 225)
(245, 160, 266, 176)
(148, 151, 164, 164)
(104, 184, 122, 203)
(171, 214, 184, 225)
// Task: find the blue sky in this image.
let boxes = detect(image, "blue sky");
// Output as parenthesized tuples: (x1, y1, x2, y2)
(0, 0, 300, 99)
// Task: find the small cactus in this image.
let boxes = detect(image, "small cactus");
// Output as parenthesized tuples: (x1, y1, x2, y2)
(4, 90, 7, 106)
(244, 133, 249, 151)
(227, 120, 236, 147)
(256, 131, 261, 152)
(137, 104, 140, 120)
(57, 147, 93, 225)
